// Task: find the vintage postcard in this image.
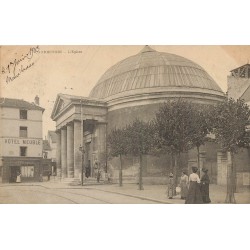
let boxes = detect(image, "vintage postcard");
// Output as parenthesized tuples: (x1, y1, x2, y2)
(0, 45, 250, 204)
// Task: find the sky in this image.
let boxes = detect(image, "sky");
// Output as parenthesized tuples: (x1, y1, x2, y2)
(1, 45, 250, 137)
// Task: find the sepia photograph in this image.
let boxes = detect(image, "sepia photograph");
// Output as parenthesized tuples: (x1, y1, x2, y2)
(1, 45, 250, 204)
(1, 1, 250, 250)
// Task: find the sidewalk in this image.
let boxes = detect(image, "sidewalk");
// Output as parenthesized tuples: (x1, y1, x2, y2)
(39, 179, 250, 204)
(85, 184, 250, 204)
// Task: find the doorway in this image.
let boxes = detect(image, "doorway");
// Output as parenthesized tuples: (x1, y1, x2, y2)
(10, 166, 20, 183)
(85, 142, 92, 176)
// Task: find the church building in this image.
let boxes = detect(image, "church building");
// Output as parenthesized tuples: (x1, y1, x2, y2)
(51, 46, 228, 184)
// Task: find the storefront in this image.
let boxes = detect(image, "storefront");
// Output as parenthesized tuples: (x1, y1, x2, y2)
(1, 157, 42, 183)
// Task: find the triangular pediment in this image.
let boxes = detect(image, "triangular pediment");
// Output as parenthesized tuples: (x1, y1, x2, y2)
(50, 94, 72, 120)
(51, 93, 107, 121)
(57, 99, 66, 113)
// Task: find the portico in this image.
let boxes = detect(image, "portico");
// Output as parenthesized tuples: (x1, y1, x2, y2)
(51, 94, 107, 179)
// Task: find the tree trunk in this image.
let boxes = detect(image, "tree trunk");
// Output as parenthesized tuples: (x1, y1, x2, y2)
(232, 156, 237, 193)
(170, 152, 174, 173)
(225, 151, 236, 203)
(119, 154, 123, 187)
(138, 154, 144, 190)
(197, 146, 201, 177)
(173, 153, 178, 196)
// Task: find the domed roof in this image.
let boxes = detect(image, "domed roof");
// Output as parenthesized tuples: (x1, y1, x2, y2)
(89, 46, 223, 100)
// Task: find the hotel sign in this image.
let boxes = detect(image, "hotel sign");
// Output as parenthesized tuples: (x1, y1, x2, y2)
(4, 138, 42, 145)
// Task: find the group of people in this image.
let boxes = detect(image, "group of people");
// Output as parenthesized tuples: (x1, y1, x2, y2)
(168, 166, 211, 204)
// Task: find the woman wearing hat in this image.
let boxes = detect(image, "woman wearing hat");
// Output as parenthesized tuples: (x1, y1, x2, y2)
(200, 168, 211, 203)
(179, 170, 188, 199)
(167, 173, 174, 199)
(185, 166, 203, 204)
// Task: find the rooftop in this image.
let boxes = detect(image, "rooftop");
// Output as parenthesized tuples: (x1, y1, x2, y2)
(0, 97, 45, 111)
(230, 64, 250, 78)
(89, 46, 223, 100)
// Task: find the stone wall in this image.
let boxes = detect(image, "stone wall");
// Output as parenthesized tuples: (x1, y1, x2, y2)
(107, 103, 162, 132)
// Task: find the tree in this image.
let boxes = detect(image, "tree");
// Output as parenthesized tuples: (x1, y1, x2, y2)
(107, 128, 128, 186)
(189, 105, 214, 176)
(125, 119, 153, 190)
(213, 98, 250, 203)
(153, 99, 196, 189)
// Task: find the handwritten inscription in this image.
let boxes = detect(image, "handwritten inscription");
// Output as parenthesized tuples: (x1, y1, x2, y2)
(1, 46, 83, 84)
(2, 46, 40, 84)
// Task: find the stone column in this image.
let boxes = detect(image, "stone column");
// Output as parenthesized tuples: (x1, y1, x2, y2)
(61, 128, 67, 178)
(56, 130, 61, 177)
(96, 122, 107, 172)
(67, 123, 74, 178)
(74, 120, 82, 179)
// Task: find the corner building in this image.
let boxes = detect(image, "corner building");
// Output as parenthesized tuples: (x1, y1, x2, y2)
(0, 97, 44, 183)
(51, 46, 225, 183)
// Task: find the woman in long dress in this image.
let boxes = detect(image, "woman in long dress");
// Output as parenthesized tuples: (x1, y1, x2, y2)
(179, 171, 188, 200)
(200, 168, 211, 203)
(16, 172, 21, 183)
(167, 173, 174, 199)
(185, 167, 203, 204)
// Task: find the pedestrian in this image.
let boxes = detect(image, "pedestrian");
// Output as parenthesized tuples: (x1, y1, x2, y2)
(200, 168, 211, 203)
(97, 168, 101, 183)
(94, 159, 99, 178)
(179, 170, 188, 200)
(16, 172, 21, 183)
(48, 171, 51, 181)
(185, 166, 203, 204)
(107, 172, 112, 183)
(167, 173, 174, 199)
(85, 160, 91, 178)
(39, 173, 43, 182)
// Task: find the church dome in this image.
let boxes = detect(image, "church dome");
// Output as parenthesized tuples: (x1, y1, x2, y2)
(89, 46, 224, 101)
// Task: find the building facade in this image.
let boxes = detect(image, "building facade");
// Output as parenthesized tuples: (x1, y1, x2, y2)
(47, 131, 57, 162)
(51, 46, 226, 183)
(223, 63, 250, 186)
(42, 131, 57, 176)
(51, 96, 107, 179)
(0, 97, 44, 183)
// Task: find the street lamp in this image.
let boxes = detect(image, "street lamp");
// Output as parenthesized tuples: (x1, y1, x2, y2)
(79, 145, 85, 186)
(80, 98, 84, 186)
(78, 97, 89, 186)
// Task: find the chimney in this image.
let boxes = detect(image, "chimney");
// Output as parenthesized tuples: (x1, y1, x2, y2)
(34, 95, 39, 106)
